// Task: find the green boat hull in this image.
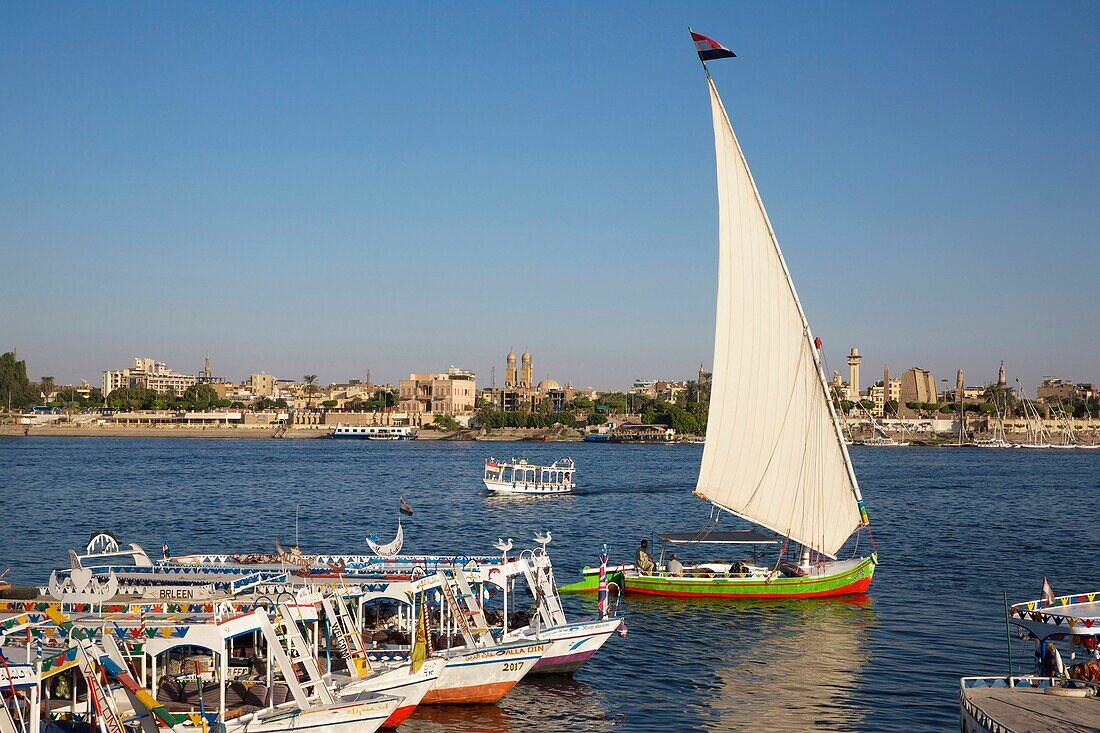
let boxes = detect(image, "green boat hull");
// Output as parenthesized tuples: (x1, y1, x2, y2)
(559, 555, 877, 599)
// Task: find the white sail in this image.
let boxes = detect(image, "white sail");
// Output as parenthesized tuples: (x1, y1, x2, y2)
(696, 77, 867, 558)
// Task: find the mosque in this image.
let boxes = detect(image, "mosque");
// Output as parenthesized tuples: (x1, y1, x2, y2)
(499, 348, 571, 411)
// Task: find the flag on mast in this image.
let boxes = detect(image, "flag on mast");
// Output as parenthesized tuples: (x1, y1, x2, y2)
(596, 544, 609, 619)
(1042, 577, 1055, 605)
(691, 31, 736, 62)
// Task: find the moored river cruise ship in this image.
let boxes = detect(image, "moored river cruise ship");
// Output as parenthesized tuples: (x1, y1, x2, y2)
(330, 424, 417, 440)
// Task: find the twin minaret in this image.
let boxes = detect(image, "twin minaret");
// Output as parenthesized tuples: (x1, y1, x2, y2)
(504, 348, 533, 389)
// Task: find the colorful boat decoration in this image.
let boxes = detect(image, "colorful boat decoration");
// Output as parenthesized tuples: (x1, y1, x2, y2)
(562, 32, 877, 600)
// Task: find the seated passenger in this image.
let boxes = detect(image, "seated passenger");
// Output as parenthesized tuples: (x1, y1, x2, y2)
(666, 553, 684, 576)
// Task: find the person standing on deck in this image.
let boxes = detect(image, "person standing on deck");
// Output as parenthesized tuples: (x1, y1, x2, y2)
(635, 539, 655, 575)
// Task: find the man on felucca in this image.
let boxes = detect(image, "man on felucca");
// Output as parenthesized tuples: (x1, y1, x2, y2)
(635, 539, 655, 575)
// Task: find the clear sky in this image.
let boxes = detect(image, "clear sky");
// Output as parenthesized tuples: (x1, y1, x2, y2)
(3, 2, 1098, 391)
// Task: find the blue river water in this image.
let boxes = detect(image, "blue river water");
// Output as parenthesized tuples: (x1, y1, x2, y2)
(1, 438, 1097, 731)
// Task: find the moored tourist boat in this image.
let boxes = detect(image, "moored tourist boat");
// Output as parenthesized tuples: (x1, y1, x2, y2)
(330, 424, 417, 440)
(857, 436, 910, 447)
(959, 587, 1100, 732)
(482, 457, 575, 495)
(34, 531, 611, 700)
(326, 643, 446, 727)
(562, 33, 877, 600)
(10, 604, 403, 733)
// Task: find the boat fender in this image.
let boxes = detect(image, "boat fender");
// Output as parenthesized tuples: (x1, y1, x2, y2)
(1043, 686, 1092, 698)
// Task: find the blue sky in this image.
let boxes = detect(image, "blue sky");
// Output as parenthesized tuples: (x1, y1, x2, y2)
(3, 2, 1098, 391)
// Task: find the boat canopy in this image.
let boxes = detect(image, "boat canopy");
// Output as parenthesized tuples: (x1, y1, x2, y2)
(657, 530, 775, 545)
(1010, 592, 1100, 639)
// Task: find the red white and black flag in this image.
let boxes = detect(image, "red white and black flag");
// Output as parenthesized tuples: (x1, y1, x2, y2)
(692, 31, 736, 62)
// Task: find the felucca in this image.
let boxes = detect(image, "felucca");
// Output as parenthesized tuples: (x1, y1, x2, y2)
(563, 31, 877, 600)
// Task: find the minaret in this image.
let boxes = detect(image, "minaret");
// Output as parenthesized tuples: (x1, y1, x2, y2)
(203, 354, 212, 381)
(505, 348, 517, 388)
(520, 349, 533, 389)
(882, 363, 889, 416)
(956, 369, 965, 403)
(847, 347, 862, 401)
(998, 361, 1006, 388)
(698, 364, 707, 385)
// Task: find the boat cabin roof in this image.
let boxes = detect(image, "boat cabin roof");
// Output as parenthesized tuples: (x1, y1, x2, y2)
(1010, 592, 1100, 638)
(658, 530, 775, 545)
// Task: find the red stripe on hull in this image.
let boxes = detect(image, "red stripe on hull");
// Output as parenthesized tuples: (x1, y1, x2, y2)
(627, 573, 873, 600)
(381, 703, 417, 729)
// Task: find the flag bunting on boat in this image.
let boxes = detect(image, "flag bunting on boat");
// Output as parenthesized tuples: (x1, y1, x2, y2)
(399, 498, 414, 516)
(596, 544, 609, 619)
(691, 31, 736, 62)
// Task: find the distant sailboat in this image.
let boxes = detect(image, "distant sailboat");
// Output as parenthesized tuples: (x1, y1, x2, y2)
(970, 392, 1012, 448)
(563, 33, 876, 599)
(1016, 379, 1053, 449)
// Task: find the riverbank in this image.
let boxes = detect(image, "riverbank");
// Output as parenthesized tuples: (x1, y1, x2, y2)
(0, 424, 596, 442)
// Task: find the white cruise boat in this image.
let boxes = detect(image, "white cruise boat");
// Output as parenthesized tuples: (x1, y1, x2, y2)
(330, 424, 417, 440)
(858, 436, 910, 447)
(483, 457, 575, 495)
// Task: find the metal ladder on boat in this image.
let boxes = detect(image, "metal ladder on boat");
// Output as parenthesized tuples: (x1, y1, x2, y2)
(266, 604, 333, 706)
(319, 593, 370, 678)
(521, 555, 568, 627)
(74, 639, 127, 733)
(43, 608, 127, 733)
(438, 569, 492, 648)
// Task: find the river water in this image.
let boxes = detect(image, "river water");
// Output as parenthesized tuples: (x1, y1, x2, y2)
(1, 438, 1096, 731)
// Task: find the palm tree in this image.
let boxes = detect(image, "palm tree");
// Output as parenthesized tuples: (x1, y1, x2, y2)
(39, 376, 55, 404)
(303, 374, 319, 409)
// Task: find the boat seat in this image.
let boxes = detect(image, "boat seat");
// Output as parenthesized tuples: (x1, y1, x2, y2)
(156, 679, 184, 704)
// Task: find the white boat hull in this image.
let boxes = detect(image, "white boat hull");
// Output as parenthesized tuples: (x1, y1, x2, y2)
(222, 695, 399, 733)
(332, 658, 445, 728)
(482, 479, 572, 495)
(422, 641, 546, 704)
(504, 617, 622, 675)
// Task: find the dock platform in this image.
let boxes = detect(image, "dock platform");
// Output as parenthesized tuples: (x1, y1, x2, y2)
(960, 677, 1100, 733)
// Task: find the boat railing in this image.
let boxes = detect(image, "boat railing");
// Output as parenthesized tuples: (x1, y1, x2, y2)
(960, 675, 1100, 691)
(230, 570, 290, 595)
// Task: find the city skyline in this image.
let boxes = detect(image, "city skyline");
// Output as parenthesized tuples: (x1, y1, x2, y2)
(8, 346, 1093, 398)
(4, 3, 1098, 389)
